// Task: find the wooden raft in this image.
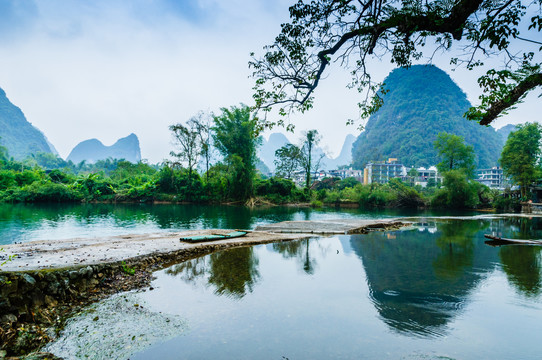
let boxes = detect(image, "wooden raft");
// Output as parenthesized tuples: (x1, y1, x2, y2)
(484, 234, 542, 246)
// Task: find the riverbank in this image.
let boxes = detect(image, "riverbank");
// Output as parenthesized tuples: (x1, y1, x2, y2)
(0, 219, 405, 357)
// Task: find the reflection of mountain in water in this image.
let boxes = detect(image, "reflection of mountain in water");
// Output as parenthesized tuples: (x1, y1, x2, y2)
(350, 220, 499, 337)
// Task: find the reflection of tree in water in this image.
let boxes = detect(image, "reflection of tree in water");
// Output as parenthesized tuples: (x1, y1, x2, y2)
(272, 239, 317, 275)
(351, 220, 498, 338)
(165, 257, 208, 284)
(500, 246, 542, 297)
(509, 217, 542, 239)
(164, 247, 260, 299)
(432, 220, 489, 280)
(208, 247, 260, 298)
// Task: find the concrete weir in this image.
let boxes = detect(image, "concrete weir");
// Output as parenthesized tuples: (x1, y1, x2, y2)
(2, 219, 404, 272)
(0, 219, 404, 356)
(255, 218, 406, 234)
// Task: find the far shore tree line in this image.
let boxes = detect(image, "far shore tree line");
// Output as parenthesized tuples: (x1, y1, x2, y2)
(0, 101, 540, 210)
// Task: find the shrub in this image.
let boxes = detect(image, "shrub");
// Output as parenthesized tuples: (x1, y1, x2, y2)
(0, 170, 17, 190)
(2, 182, 82, 202)
(431, 170, 479, 209)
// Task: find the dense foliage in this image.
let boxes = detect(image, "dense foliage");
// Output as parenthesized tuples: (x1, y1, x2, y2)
(352, 66, 503, 168)
(434, 132, 475, 178)
(212, 105, 261, 201)
(500, 123, 542, 198)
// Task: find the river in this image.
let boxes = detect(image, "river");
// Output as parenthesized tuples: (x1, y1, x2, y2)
(2, 204, 541, 359)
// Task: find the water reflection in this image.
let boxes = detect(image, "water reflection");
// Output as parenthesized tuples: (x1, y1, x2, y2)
(77, 217, 542, 360)
(432, 220, 487, 279)
(272, 238, 318, 275)
(208, 247, 260, 298)
(500, 246, 542, 297)
(0, 203, 411, 245)
(165, 247, 260, 299)
(162, 218, 542, 338)
(351, 220, 499, 337)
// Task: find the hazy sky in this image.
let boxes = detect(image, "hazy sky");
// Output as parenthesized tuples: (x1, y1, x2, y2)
(0, 0, 538, 163)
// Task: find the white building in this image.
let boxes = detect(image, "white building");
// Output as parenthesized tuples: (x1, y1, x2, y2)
(363, 158, 407, 184)
(476, 167, 509, 189)
(413, 166, 440, 187)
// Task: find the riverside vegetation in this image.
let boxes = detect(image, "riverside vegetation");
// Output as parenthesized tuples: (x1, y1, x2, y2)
(0, 106, 538, 211)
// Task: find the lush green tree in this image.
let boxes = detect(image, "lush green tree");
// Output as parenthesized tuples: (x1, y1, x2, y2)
(203, 163, 230, 201)
(388, 178, 426, 208)
(110, 161, 157, 181)
(250, 0, 541, 127)
(0, 170, 16, 190)
(313, 177, 341, 191)
(170, 118, 202, 198)
(274, 143, 302, 179)
(212, 105, 260, 201)
(254, 177, 304, 203)
(432, 170, 480, 209)
(434, 132, 475, 178)
(500, 122, 542, 198)
(81, 158, 122, 175)
(0, 141, 8, 165)
(191, 111, 213, 183)
(48, 169, 75, 184)
(336, 177, 361, 190)
(30, 152, 68, 170)
(299, 130, 324, 190)
(407, 167, 418, 186)
(426, 177, 437, 188)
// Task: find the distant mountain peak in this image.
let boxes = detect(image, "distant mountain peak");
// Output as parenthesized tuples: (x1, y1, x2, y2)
(0, 86, 55, 160)
(352, 65, 502, 168)
(67, 133, 142, 164)
(258, 132, 355, 171)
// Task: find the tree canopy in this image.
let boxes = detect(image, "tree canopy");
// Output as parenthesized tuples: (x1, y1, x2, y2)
(274, 143, 302, 179)
(250, 0, 542, 127)
(500, 122, 542, 198)
(434, 132, 475, 178)
(212, 105, 260, 201)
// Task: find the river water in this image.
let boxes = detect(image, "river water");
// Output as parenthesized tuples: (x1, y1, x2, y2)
(0, 203, 476, 245)
(30, 205, 542, 360)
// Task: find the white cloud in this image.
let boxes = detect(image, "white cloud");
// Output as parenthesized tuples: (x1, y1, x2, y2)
(0, 0, 538, 163)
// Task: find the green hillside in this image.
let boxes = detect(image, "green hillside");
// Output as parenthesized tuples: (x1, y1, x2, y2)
(0, 87, 54, 160)
(352, 65, 502, 168)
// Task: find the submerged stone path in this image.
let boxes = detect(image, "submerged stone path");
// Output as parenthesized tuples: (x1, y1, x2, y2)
(1, 219, 405, 272)
(255, 218, 405, 234)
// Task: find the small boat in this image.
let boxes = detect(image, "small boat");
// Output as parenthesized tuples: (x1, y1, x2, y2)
(484, 234, 542, 246)
(180, 230, 248, 243)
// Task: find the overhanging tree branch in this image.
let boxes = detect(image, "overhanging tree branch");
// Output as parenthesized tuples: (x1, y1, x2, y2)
(478, 72, 542, 125)
(251, 0, 541, 127)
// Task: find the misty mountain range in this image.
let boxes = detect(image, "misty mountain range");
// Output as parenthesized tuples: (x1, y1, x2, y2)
(67, 134, 142, 164)
(0, 87, 56, 160)
(258, 133, 356, 172)
(0, 66, 522, 170)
